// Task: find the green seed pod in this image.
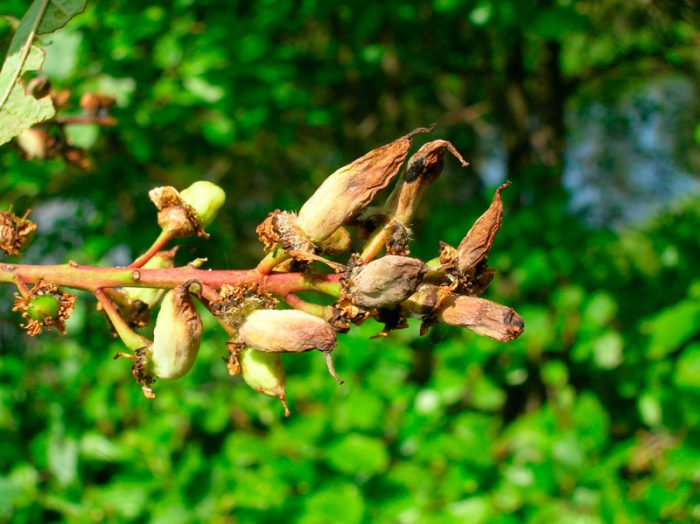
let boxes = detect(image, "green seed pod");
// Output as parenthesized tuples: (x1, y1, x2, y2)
(179, 181, 226, 228)
(238, 309, 343, 384)
(349, 255, 427, 308)
(146, 280, 203, 379)
(437, 295, 524, 342)
(240, 347, 290, 416)
(123, 249, 176, 308)
(26, 294, 61, 321)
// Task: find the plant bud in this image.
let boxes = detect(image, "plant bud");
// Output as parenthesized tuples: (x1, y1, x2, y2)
(240, 348, 290, 416)
(437, 295, 524, 342)
(146, 280, 203, 379)
(123, 249, 176, 308)
(349, 255, 427, 308)
(239, 309, 343, 384)
(297, 127, 432, 243)
(179, 181, 226, 228)
(457, 182, 510, 273)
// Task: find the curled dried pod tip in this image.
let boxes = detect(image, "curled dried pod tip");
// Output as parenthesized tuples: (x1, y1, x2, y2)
(240, 348, 290, 416)
(437, 295, 524, 342)
(349, 255, 427, 309)
(457, 182, 510, 273)
(238, 309, 343, 384)
(145, 280, 203, 380)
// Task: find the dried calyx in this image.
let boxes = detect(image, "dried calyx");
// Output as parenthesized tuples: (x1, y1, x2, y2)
(0, 208, 37, 256)
(149, 181, 226, 237)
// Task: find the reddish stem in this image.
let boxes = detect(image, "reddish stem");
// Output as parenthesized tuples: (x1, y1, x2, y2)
(0, 262, 342, 297)
(130, 230, 174, 268)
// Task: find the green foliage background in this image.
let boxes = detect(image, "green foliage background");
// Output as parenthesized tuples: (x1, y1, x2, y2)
(1, 1, 700, 522)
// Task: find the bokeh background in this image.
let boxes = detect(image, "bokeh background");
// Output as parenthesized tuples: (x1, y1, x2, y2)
(1, 1, 700, 522)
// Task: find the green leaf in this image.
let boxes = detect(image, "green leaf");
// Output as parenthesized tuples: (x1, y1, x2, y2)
(300, 483, 364, 524)
(37, 0, 87, 35)
(0, 0, 87, 145)
(642, 300, 700, 359)
(325, 434, 389, 476)
(674, 343, 700, 390)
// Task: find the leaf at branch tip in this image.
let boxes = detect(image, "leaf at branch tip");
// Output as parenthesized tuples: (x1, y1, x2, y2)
(0, 0, 87, 145)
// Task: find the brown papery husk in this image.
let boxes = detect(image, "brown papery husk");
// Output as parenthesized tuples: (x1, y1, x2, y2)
(296, 126, 433, 243)
(238, 309, 337, 353)
(438, 294, 524, 342)
(456, 181, 510, 273)
(349, 255, 427, 308)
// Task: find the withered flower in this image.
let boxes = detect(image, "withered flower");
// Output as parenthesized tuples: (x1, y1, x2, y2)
(437, 294, 524, 342)
(240, 347, 290, 417)
(238, 309, 343, 384)
(0, 209, 37, 256)
(296, 127, 432, 243)
(348, 255, 427, 308)
(456, 182, 510, 273)
(12, 281, 76, 336)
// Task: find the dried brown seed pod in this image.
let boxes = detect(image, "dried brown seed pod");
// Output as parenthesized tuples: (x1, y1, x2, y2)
(296, 127, 432, 243)
(0, 209, 37, 256)
(457, 182, 510, 273)
(384, 140, 468, 224)
(348, 255, 427, 308)
(238, 309, 343, 384)
(437, 295, 524, 342)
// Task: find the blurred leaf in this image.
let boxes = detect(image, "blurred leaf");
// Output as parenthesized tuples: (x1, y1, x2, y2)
(325, 434, 389, 477)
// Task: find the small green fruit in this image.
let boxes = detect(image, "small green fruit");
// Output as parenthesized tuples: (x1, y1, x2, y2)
(240, 348, 290, 416)
(26, 295, 61, 321)
(180, 181, 226, 228)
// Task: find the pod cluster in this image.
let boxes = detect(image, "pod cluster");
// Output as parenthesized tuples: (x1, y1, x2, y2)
(8, 129, 524, 416)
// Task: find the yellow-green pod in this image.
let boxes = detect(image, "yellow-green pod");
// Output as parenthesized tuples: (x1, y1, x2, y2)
(240, 347, 290, 416)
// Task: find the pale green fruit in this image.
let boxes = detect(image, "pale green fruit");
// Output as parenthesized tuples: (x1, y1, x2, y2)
(180, 181, 226, 228)
(240, 348, 290, 416)
(146, 281, 202, 379)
